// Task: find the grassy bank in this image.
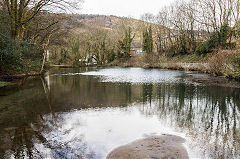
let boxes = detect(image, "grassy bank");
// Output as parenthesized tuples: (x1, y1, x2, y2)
(110, 49, 240, 80)
(0, 81, 11, 87)
(0, 73, 43, 89)
(50, 64, 75, 68)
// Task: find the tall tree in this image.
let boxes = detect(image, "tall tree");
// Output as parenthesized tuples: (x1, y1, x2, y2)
(1, 0, 82, 40)
(142, 26, 153, 53)
(117, 27, 135, 58)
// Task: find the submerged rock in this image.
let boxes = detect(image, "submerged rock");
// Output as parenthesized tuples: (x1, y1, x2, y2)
(106, 134, 189, 159)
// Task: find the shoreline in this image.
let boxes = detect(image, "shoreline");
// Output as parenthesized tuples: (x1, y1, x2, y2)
(108, 63, 240, 88)
(109, 49, 240, 81)
(0, 73, 42, 88)
(110, 61, 240, 82)
(1, 62, 240, 89)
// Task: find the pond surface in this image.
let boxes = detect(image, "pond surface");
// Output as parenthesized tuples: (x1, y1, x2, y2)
(0, 67, 239, 159)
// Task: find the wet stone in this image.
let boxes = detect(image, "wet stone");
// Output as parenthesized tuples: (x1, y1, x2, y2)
(106, 134, 189, 159)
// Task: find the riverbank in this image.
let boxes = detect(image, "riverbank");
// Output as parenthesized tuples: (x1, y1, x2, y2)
(0, 64, 93, 88)
(109, 49, 240, 81)
(0, 81, 11, 87)
(0, 73, 42, 88)
(1, 49, 239, 88)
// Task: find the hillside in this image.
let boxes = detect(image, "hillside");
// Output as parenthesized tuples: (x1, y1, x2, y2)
(59, 14, 164, 44)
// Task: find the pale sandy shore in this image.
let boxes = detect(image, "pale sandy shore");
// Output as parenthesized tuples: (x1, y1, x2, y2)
(106, 134, 189, 159)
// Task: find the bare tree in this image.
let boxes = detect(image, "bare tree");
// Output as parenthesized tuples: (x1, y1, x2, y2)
(140, 13, 155, 24)
(1, 0, 83, 40)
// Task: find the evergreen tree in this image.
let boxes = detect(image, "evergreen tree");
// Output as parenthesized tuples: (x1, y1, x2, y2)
(196, 23, 230, 54)
(142, 26, 153, 53)
(218, 23, 229, 47)
(148, 26, 153, 52)
(117, 27, 135, 58)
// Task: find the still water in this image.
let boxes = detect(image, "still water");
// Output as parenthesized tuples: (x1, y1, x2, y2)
(0, 67, 239, 159)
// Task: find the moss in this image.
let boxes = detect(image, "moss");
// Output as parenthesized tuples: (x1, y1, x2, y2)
(50, 64, 72, 67)
(0, 81, 11, 87)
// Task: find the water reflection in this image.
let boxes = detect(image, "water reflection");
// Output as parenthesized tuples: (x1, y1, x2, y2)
(0, 67, 239, 159)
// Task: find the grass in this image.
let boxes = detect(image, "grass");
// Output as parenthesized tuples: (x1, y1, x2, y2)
(157, 53, 211, 63)
(112, 53, 210, 69)
(50, 64, 73, 67)
(0, 81, 11, 87)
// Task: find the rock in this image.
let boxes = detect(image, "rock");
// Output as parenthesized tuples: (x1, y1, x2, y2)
(106, 134, 189, 159)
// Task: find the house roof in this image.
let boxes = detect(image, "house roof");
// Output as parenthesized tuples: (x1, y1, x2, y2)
(131, 42, 142, 48)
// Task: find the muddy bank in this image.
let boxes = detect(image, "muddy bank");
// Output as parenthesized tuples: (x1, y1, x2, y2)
(106, 134, 189, 159)
(185, 72, 240, 88)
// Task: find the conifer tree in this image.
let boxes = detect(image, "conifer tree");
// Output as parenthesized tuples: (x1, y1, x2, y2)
(117, 27, 135, 57)
(142, 26, 153, 53)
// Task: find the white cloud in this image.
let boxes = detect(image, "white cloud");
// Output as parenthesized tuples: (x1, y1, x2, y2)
(81, 0, 175, 19)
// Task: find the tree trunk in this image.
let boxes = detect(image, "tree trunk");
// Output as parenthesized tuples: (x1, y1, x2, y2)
(40, 48, 47, 74)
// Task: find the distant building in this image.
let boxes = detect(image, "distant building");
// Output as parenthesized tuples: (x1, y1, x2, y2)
(79, 53, 98, 66)
(130, 50, 136, 55)
(130, 42, 142, 56)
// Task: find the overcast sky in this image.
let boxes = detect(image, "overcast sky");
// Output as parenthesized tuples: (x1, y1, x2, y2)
(81, 0, 175, 19)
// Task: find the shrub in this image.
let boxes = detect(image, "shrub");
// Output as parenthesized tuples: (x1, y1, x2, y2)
(58, 48, 70, 64)
(233, 54, 240, 67)
(106, 48, 116, 63)
(50, 50, 58, 63)
(0, 10, 43, 74)
(208, 50, 239, 78)
(232, 53, 240, 78)
(219, 23, 230, 47)
(196, 23, 230, 55)
(196, 32, 219, 55)
(0, 37, 43, 74)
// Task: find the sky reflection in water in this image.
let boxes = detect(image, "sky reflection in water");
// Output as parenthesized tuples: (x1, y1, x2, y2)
(39, 106, 182, 158)
(79, 67, 186, 83)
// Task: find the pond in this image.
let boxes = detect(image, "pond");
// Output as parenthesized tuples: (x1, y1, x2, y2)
(0, 67, 239, 159)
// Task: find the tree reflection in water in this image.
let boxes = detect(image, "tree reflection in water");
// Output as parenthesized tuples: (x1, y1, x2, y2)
(139, 82, 240, 159)
(0, 76, 97, 159)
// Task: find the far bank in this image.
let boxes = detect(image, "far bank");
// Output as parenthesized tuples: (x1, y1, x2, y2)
(109, 49, 240, 81)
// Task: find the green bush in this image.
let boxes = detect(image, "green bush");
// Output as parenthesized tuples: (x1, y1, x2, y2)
(0, 9, 43, 74)
(106, 48, 116, 63)
(196, 32, 219, 55)
(58, 48, 70, 64)
(219, 23, 229, 47)
(0, 37, 43, 74)
(0, 40, 22, 72)
(196, 23, 230, 55)
(50, 50, 58, 63)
